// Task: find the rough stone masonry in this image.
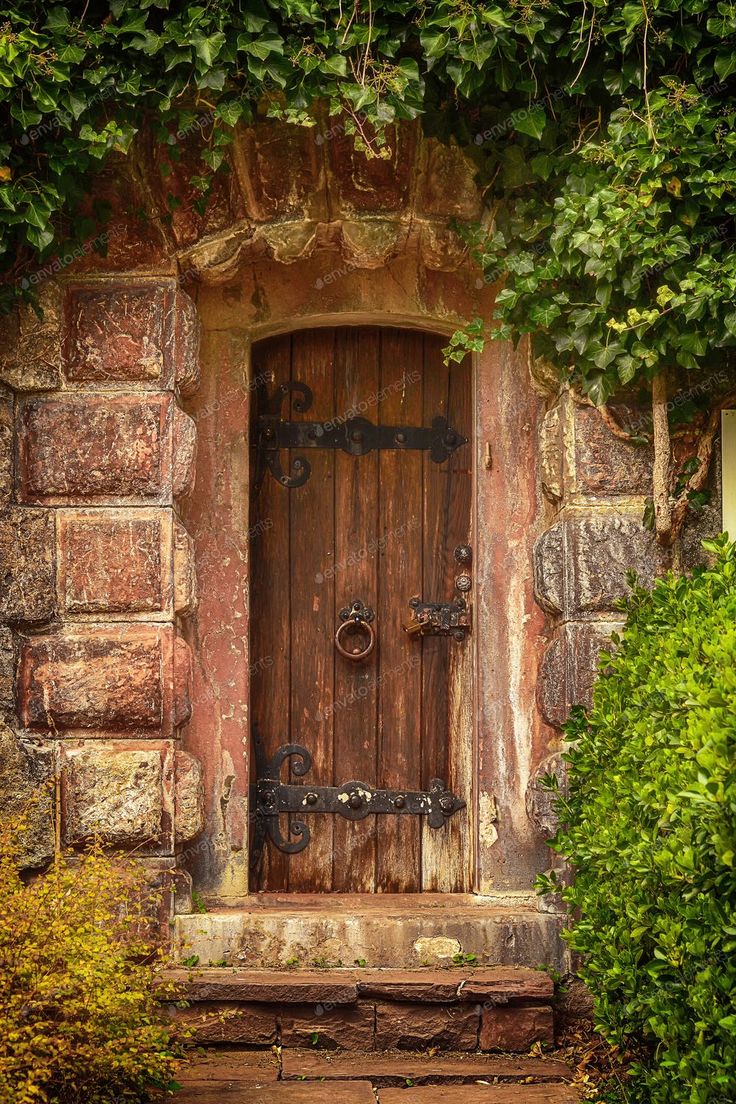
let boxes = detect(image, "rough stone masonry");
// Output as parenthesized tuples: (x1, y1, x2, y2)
(0, 119, 722, 942)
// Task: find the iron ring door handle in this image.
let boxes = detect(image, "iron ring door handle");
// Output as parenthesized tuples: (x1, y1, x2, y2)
(335, 600, 375, 661)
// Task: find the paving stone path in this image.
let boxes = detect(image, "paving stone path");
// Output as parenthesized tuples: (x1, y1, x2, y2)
(169, 1048, 579, 1102)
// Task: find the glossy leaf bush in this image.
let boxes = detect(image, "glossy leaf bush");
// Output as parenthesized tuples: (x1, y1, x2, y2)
(541, 535, 736, 1103)
(0, 825, 183, 1104)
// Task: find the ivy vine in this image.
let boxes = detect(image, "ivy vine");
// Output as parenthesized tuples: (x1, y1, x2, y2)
(2, 1, 736, 543)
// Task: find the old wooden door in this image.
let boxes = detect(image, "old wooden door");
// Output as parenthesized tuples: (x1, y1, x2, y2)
(249, 327, 473, 893)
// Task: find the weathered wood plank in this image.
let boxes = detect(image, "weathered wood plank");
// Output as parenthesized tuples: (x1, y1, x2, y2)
(250, 334, 293, 890)
(287, 328, 336, 892)
(332, 327, 380, 892)
(376, 330, 424, 891)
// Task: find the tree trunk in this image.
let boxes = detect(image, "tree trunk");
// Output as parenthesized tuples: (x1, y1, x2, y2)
(652, 371, 673, 546)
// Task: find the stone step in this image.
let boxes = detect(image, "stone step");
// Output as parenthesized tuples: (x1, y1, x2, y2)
(380, 1088, 578, 1103)
(173, 894, 569, 971)
(165, 1050, 578, 1103)
(169, 1082, 375, 1102)
(281, 1051, 572, 1086)
(175, 1049, 279, 1083)
(164, 965, 556, 1052)
(165, 966, 553, 1005)
(170, 1084, 577, 1103)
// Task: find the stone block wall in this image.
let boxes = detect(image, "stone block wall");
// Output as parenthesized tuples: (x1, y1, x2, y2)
(0, 278, 204, 923)
(527, 390, 720, 829)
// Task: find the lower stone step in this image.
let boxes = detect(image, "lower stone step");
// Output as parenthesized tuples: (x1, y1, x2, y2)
(166, 1049, 578, 1103)
(169, 1083, 375, 1102)
(380, 1089, 578, 1103)
(164, 966, 556, 1053)
(171, 1084, 577, 1103)
(281, 1051, 573, 1086)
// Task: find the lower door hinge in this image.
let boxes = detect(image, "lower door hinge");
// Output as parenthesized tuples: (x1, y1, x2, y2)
(249, 736, 465, 868)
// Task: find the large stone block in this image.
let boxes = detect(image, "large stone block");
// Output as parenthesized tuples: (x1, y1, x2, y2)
(539, 403, 563, 505)
(0, 721, 54, 867)
(174, 750, 205, 844)
(0, 283, 62, 392)
(568, 402, 653, 496)
(537, 621, 621, 728)
(166, 1002, 278, 1045)
(0, 507, 55, 624)
(0, 626, 15, 709)
(173, 518, 197, 615)
(64, 283, 200, 394)
(57, 508, 178, 617)
(18, 394, 196, 504)
(533, 523, 565, 614)
(479, 1004, 554, 1052)
(62, 742, 171, 848)
(534, 513, 668, 617)
(374, 1002, 479, 1050)
(280, 1004, 376, 1050)
(328, 123, 415, 215)
(526, 752, 567, 840)
(417, 137, 483, 221)
(18, 625, 192, 735)
(126, 857, 192, 942)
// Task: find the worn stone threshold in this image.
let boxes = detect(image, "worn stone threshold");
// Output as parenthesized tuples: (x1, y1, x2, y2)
(174, 893, 569, 970)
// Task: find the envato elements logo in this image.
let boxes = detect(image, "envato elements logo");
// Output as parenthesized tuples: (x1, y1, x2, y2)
(315, 260, 358, 289)
(19, 84, 116, 145)
(474, 238, 548, 290)
(315, 516, 420, 584)
(318, 653, 421, 720)
(314, 111, 369, 147)
(473, 88, 565, 145)
(19, 224, 126, 290)
(625, 370, 730, 436)
(322, 371, 421, 433)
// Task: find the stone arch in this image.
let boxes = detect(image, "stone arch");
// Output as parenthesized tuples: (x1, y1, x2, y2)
(0, 116, 693, 957)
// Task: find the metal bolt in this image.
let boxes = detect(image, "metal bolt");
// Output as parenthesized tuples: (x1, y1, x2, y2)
(439, 795, 455, 813)
(306, 792, 318, 806)
(348, 793, 363, 810)
(393, 795, 406, 809)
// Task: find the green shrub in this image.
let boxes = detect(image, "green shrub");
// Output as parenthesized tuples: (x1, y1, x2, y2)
(542, 535, 736, 1104)
(0, 822, 183, 1103)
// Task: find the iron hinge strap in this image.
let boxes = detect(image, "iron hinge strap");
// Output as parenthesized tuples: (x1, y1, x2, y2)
(249, 739, 465, 867)
(254, 380, 468, 489)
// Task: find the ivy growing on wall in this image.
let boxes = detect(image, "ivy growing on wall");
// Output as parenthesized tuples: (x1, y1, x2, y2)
(2, 0, 736, 543)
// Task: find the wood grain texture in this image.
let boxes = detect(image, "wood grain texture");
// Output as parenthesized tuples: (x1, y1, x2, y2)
(250, 334, 292, 891)
(332, 327, 380, 891)
(249, 328, 472, 892)
(376, 329, 424, 892)
(287, 329, 336, 891)
(422, 342, 474, 891)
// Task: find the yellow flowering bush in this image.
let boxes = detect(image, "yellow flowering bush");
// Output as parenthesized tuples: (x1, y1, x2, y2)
(0, 820, 183, 1103)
